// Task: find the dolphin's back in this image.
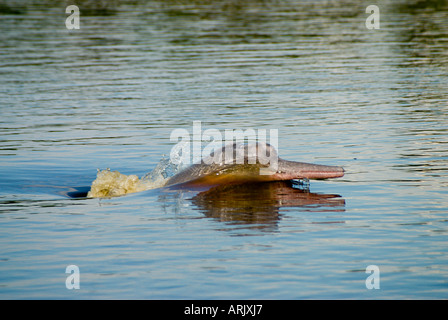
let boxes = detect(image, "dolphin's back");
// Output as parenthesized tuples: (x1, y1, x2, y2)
(164, 163, 213, 186)
(164, 142, 277, 187)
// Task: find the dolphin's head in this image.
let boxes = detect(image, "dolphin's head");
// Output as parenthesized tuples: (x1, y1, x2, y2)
(213, 142, 344, 180)
(205, 141, 278, 166)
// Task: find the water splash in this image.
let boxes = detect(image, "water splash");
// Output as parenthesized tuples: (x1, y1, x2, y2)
(141, 154, 186, 183)
(87, 155, 186, 198)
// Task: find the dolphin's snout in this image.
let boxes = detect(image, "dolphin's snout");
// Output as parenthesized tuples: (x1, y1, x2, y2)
(276, 159, 345, 180)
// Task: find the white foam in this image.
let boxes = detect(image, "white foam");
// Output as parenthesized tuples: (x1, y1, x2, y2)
(87, 156, 186, 198)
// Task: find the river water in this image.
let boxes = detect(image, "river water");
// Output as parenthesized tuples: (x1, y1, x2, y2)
(1, 0, 448, 299)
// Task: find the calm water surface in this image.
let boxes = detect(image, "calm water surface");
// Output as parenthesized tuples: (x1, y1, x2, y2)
(1, 0, 448, 299)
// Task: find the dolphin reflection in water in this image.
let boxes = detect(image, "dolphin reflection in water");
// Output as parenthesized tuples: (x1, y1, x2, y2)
(180, 181, 346, 232)
(159, 142, 345, 231)
(68, 142, 346, 231)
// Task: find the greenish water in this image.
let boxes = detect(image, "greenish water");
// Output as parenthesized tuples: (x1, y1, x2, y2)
(1, 0, 448, 299)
